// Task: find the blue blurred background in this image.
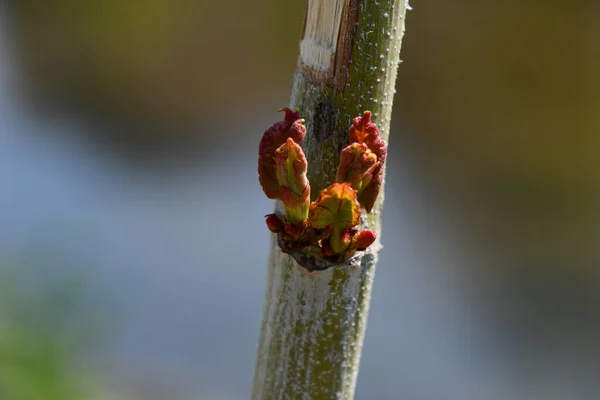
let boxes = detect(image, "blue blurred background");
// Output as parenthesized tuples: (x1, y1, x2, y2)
(1, 1, 599, 399)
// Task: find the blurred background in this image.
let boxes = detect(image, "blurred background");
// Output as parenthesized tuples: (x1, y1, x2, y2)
(1, 0, 599, 399)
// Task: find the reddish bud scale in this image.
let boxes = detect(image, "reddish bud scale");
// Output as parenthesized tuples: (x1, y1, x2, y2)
(348, 111, 387, 212)
(284, 223, 301, 237)
(264, 214, 284, 233)
(350, 230, 376, 251)
(281, 221, 311, 252)
(258, 109, 306, 199)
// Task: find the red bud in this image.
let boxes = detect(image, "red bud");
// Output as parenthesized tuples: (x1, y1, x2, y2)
(347, 111, 387, 212)
(258, 109, 306, 199)
(336, 142, 379, 195)
(265, 214, 284, 233)
(350, 230, 376, 251)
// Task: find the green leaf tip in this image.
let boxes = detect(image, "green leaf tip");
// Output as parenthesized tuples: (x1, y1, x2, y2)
(258, 109, 306, 199)
(309, 183, 362, 255)
(274, 138, 310, 224)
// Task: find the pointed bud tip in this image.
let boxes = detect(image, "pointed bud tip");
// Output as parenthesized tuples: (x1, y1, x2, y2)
(277, 108, 301, 123)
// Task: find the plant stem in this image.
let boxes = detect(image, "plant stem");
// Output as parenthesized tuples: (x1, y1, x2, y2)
(252, 1, 410, 399)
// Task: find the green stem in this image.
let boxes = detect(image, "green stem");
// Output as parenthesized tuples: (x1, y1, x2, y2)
(253, 1, 410, 399)
(330, 224, 345, 255)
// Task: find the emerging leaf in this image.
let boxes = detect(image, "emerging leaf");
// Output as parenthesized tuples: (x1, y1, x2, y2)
(274, 138, 310, 224)
(348, 111, 387, 212)
(335, 143, 380, 194)
(309, 183, 361, 254)
(309, 183, 360, 230)
(349, 111, 386, 162)
(258, 108, 306, 199)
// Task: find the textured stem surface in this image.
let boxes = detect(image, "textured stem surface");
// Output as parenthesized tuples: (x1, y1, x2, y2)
(253, 1, 410, 399)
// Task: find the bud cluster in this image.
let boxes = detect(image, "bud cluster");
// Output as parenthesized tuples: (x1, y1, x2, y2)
(258, 109, 386, 264)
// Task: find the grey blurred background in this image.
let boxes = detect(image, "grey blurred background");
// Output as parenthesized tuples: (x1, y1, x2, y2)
(1, 1, 599, 399)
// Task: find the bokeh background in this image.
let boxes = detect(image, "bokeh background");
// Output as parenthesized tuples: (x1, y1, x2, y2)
(1, 0, 599, 399)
